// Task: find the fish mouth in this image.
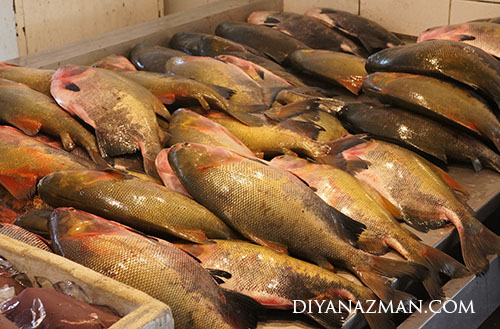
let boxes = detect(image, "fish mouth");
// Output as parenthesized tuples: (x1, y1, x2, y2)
(170, 142, 192, 153)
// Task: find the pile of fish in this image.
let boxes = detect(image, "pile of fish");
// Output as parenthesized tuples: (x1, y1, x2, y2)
(0, 7, 500, 329)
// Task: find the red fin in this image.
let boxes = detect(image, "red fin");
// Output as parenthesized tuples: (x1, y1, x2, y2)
(10, 118, 42, 136)
(155, 93, 176, 104)
(172, 227, 213, 244)
(432, 164, 469, 201)
(0, 174, 38, 200)
(248, 234, 288, 253)
(337, 76, 365, 95)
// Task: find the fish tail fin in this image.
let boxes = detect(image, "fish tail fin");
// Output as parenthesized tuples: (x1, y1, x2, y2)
(359, 298, 396, 329)
(356, 270, 416, 305)
(222, 288, 261, 329)
(459, 216, 500, 274)
(226, 103, 268, 126)
(303, 297, 350, 329)
(369, 254, 429, 281)
(314, 134, 371, 171)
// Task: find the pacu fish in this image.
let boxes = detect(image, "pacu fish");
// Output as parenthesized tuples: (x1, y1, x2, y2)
(333, 137, 500, 274)
(38, 169, 235, 243)
(0, 78, 106, 165)
(362, 72, 500, 152)
(169, 143, 428, 303)
(271, 155, 469, 299)
(49, 208, 258, 329)
(50, 65, 167, 177)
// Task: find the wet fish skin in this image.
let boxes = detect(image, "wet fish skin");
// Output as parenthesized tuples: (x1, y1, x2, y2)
(0, 223, 52, 252)
(91, 54, 137, 72)
(304, 8, 403, 53)
(215, 21, 310, 64)
(0, 126, 97, 200)
(0, 62, 54, 96)
(206, 111, 331, 158)
(129, 44, 188, 72)
(49, 208, 258, 329)
(14, 210, 52, 239)
(271, 155, 469, 299)
(365, 40, 500, 110)
(119, 70, 232, 111)
(248, 11, 366, 57)
(38, 169, 235, 243)
(362, 72, 500, 152)
(288, 49, 367, 94)
(178, 240, 395, 329)
(338, 103, 500, 173)
(335, 137, 500, 274)
(418, 22, 500, 58)
(156, 147, 191, 197)
(0, 78, 106, 166)
(169, 142, 429, 303)
(50, 65, 166, 177)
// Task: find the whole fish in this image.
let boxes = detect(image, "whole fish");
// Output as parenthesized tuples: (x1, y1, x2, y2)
(165, 56, 269, 126)
(271, 155, 469, 299)
(215, 21, 310, 64)
(287, 49, 367, 94)
(362, 72, 500, 151)
(129, 44, 188, 72)
(91, 54, 137, 72)
(365, 40, 500, 110)
(247, 11, 366, 57)
(38, 169, 234, 243)
(332, 137, 500, 273)
(304, 8, 403, 53)
(215, 54, 292, 90)
(178, 240, 394, 329)
(418, 23, 500, 58)
(0, 126, 97, 200)
(51, 65, 167, 177)
(169, 143, 429, 303)
(0, 62, 54, 96)
(167, 109, 255, 157)
(0, 223, 52, 252)
(119, 71, 232, 111)
(49, 208, 258, 329)
(206, 111, 331, 158)
(0, 78, 106, 165)
(168, 32, 306, 87)
(338, 103, 500, 173)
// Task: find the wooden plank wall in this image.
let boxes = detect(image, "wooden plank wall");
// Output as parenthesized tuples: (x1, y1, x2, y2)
(0, 0, 18, 60)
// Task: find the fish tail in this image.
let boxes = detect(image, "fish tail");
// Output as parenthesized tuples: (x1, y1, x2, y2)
(360, 300, 396, 329)
(222, 288, 261, 329)
(355, 270, 416, 305)
(458, 215, 500, 274)
(303, 299, 350, 329)
(315, 134, 371, 172)
(368, 254, 429, 281)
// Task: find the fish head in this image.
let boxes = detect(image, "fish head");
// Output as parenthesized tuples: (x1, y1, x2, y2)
(169, 32, 206, 55)
(247, 11, 281, 26)
(49, 208, 118, 239)
(168, 142, 242, 178)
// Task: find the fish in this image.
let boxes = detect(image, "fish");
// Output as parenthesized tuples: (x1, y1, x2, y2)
(362, 72, 500, 152)
(168, 142, 429, 303)
(331, 136, 500, 274)
(0, 62, 54, 96)
(247, 11, 366, 57)
(365, 40, 500, 110)
(14, 210, 52, 239)
(49, 208, 258, 329)
(0, 223, 52, 252)
(119, 71, 232, 111)
(129, 44, 188, 72)
(0, 78, 107, 165)
(287, 49, 367, 94)
(38, 169, 235, 243)
(304, 8, 403, 53)
(338, 103, 500, 173)
(215, 54, 292, 91)
(271, 155, 469, 299)
(205, 111, 331, 158)
(167, 109, 255, 157)
(0, 126, 98, 200)
(168, 32, 306, 87)
(418, 23, 500, 58)
(91, 54, 137, 72)
(155, 147, 191, 197)
(165, 56, 269, 126)
(178, 240, 395, 329)
(215, 21, 310, 64)
(50, 65, 167, 177)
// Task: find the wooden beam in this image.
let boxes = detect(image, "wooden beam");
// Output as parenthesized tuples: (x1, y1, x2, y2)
(6, 0, 283, 69)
